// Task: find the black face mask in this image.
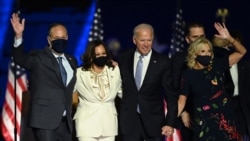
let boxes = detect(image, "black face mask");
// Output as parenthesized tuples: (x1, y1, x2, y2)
(93, 56, 108, 67)
(196, 55, 211, 66)
(51, 39, 68, 53)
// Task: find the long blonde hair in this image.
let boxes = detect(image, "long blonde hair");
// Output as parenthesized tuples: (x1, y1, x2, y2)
(186, 37, 214, 69)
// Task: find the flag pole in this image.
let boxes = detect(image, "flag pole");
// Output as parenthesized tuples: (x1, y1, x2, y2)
(14, 61, 17, 141)
(14, 0, 21, 140)
(12, 0, 22, 141)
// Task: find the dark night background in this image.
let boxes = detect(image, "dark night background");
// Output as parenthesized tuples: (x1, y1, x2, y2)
(0, 0, 250, 140)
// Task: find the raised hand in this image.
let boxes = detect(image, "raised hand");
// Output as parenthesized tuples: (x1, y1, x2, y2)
(214, 22, 231, 40)
(10, 12, 25, 39)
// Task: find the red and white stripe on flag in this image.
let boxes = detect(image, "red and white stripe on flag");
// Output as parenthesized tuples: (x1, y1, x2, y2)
(1, 61, 27, 141)
(164, 100, 182, 141)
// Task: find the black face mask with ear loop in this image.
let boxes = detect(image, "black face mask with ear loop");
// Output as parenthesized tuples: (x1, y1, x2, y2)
(196, 55, 211, 66)
(51, 39, 68, 53)
(93, 56, 108, 67)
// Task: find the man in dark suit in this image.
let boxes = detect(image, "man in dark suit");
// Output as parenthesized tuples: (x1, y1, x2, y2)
(236, 59, 250, 140)
(171, 22, 205, 141)
(212, 35, 250, 140)
(10, 13, 77, 141)
(118, 23, 177, 141)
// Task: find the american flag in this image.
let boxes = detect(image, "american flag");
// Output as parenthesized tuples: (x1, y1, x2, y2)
(168, 9, 185, 58)
(1, 60, 27, 141)
(88, 0, 104, 42)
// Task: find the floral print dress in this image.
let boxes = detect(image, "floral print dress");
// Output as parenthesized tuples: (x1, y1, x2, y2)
(180, 57, 239, 141)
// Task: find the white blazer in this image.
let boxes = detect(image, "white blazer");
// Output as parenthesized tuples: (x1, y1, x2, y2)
(73, 66, 122, 137)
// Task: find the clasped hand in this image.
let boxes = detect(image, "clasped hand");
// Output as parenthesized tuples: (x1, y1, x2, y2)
(161, 125, 174, 137)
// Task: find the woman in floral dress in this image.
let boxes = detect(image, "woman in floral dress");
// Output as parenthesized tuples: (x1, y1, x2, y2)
(178, 22, 247, 141)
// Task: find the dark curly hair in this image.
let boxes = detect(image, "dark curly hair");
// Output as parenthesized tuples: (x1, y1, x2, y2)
(80, 40, 114, 70)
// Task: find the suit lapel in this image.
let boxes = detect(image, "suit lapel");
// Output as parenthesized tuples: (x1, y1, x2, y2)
(79, 70, 101, 100)
(44, 47, 62, 82)
(141, 51, 157, 89)
(65, 54, 77, 70)
(65, 54, 77, 86)
(45, 47, 77, 87)
(126, 51, 137, 90)
(83, 71, 93, 91)
(102, 67, 114, 100)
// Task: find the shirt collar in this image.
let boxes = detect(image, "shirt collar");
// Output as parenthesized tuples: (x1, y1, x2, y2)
(135, 49, 152, 58)
(53, 53, 66, 60)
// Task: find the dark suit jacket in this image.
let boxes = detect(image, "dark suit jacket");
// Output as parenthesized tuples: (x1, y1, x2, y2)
(12, 44, 77, 132)
(237, 59, 250, 136)
(209, 46, 250, 136)
(171, 50, 195, 114)
(118, 48, 177, 137)
(171, 51, 187, 90)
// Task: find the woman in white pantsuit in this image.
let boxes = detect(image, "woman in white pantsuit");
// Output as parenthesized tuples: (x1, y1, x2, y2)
(73, 40, 122, 141)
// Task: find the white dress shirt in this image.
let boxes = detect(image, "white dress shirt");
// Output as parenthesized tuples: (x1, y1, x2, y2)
(133, 50, 152, 87)
(230, 63, 239, 96)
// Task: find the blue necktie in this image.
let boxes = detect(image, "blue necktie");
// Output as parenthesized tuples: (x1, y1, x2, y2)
(135, 55, 143, 90)
(135, 55, 143, 113)
(57, 57, 67, 86)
